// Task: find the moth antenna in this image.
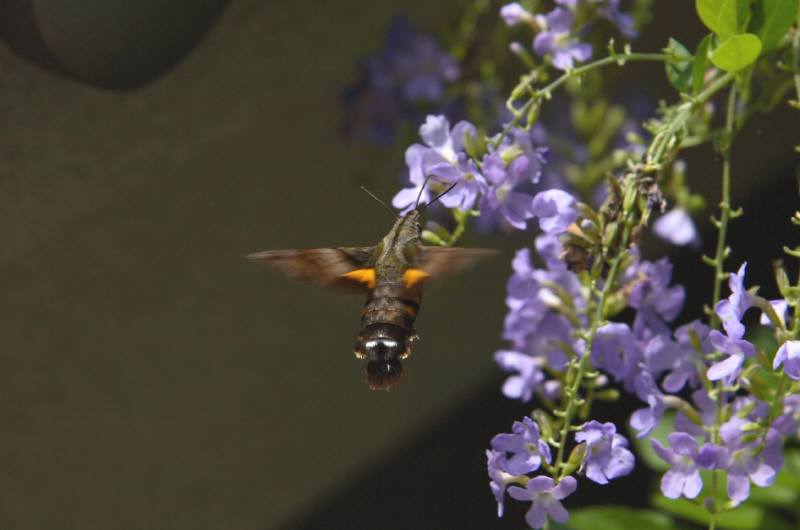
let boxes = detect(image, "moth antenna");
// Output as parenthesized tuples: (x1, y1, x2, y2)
(414, 176, 432, 210)
(420, 181, 459, 211)
(359, 185, 395, 216)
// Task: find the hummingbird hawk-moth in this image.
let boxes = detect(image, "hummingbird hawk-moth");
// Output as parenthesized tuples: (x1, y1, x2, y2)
(247, 185, 496, 390)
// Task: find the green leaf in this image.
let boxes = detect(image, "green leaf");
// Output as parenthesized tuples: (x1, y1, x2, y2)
(748, 0, 799, 52)
(567, 506, 677, 530)
(696, 0, 751, 39)
(665, 39, 694, 93)
(711, 33, 763, 71)
(748, 480, 799, 507)
(692, 35, 712, 93)
(651, 496, 764, 530)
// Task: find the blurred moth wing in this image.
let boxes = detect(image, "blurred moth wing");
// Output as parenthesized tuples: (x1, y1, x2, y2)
(246, 246, 377, 291)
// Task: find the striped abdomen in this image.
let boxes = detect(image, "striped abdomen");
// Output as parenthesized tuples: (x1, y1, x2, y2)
(355, 280, 421, 390)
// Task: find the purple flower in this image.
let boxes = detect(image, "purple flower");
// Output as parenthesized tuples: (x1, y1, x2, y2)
(714, 418, 782, 503)
(760, 299, 789, 327)
(500, 3, 534, 26)
(575, 421, 635, 484)
(531, 189, 578, 234)
(495, 350, 546, 401)
(598, 0, 637, 38)
(487, 449, 517, 517)
(674, 388, 718, 437)
(644, 321, 708, 393)
(392, 145, 434, 211)
(653, 208, 700, 248)
(714, 262, 752, 339)
(707, 329, 756, 382)
(630, 371, 666, 437)
(555, 0, 637, 38)
(591, 323, 642, 391)
(392, 115, 485, 212)
(491, 417, 552, 475)
(508, 476, 577, 528)
(774, 394, 800, 437)
(651, 432, 709, 499)
(480, 153, 536, 229)
(533, 8, 592, 70)
(774, 340, 800, 380)
(627, 258, 685, 339)
(343, 15, 459, 144)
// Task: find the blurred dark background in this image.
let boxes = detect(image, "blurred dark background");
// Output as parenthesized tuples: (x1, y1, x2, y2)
(0, 1, 795, 529)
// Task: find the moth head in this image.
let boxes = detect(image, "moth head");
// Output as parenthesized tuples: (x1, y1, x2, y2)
(355, 324, 411, 390)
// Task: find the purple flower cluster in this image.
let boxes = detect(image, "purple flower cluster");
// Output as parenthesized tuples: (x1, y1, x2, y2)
(392, 115, 578, 232)
(652, 394, 785, 505)
(489, 209, 800, 522)
(488, 416, 633, 528)
(500, 1, 637, 71)
(343, 15, 460, 144)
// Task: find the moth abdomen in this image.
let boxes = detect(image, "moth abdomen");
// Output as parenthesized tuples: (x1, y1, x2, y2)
(355, 322, 416, 390)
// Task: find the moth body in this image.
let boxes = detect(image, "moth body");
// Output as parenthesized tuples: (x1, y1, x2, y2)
(248, 208, 495, 390)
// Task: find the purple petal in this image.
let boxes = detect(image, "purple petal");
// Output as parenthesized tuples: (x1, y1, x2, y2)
(750, 462, 776, 487)
(419, 115, 450, 149)
(569, 42, 593, 62)
(651, 439, 676, 465)
(533, 32, 555, 56)
(500, 3, 531, 26)
(683, 470, 703, 499)
(667, 432, 698, 456)
(451, 121, 478, 153)
(630, 407, 655, 437)
(546, 8, 573, 33)
(727, 473, 750, 503)
(697, 444, 729, 469)
(392, 186, 424, 212)
(707, 353, 743, 381)
(552, 476, 577, 499)
(502, 191, 536, 229)
(606, 446, 635, 479)
(661, 470, 684, 499)
(528, 475, 556, 493)
(507, 485, 530, 501)
(544, 498, 570, 524)
(525, 500, 548, 529)
(760, 299, 788, 327)
(531, 189, 578, 234)
(653, 208, 700, 247)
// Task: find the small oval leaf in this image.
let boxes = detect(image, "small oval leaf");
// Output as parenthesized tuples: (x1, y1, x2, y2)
(696, 0, 751, 39)
(692, 34, 713, 93)
(665, 38, 694, 93)
(711, 33, 763, 71)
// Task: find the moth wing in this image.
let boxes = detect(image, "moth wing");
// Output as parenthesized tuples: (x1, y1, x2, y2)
(412, 246, 498, 282)
(247, 246, 377, 291)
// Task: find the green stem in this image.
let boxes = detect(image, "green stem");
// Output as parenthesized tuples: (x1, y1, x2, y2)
(707, 84, 739, 530)
(554, 212, 636, 475)
(495, 52, 671, 147)
(645, 72, 735, 168)
(709, 84, 739, 329)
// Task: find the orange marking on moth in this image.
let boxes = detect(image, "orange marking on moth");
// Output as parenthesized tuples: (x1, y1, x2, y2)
(342, 268, 376, 289)
(402, 268, 430, 288)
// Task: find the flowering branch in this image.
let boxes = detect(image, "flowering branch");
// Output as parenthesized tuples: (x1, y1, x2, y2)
(346, 2, 800, 529)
